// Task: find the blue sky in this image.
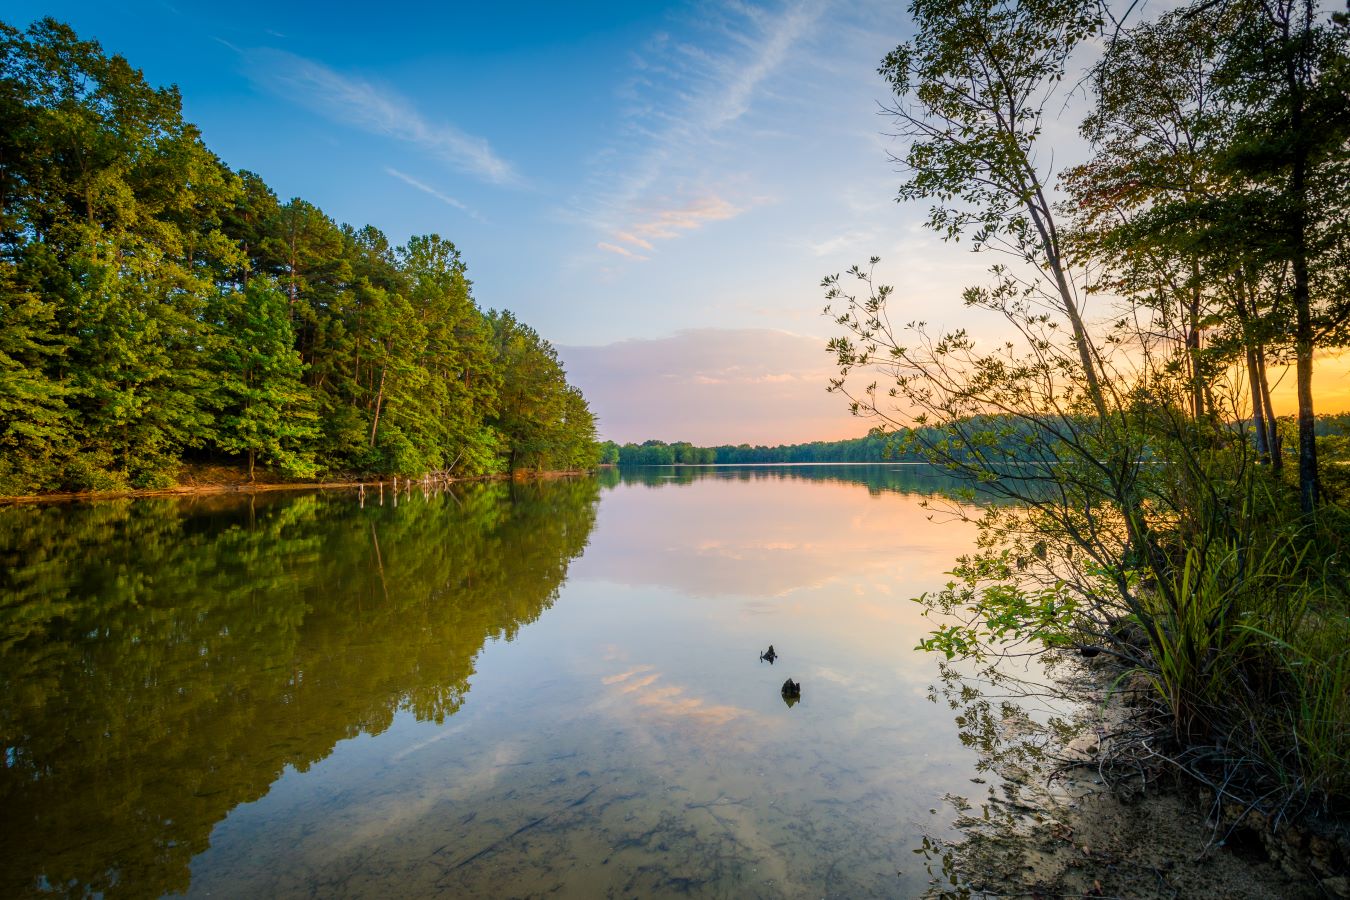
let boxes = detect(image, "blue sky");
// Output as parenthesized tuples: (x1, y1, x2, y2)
(3, 1, 1023, 443)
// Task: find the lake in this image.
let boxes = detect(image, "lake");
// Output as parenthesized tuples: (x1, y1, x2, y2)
(0, 465, 991, 898)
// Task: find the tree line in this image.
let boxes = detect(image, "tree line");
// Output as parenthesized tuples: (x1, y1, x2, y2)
(608, 414, 1350, 467)
(608, 431, 943, 465)
(0, 19, 599, 495)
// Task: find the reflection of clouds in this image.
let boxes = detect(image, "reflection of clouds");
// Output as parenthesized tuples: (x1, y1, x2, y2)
(601, 665, 655, 686)
(320, 742, 525, 861)
(811, 666, 855, 687)
(614, 672, 662, 694)
(633, 685, 742, 725)
(600, 663, 748, 727)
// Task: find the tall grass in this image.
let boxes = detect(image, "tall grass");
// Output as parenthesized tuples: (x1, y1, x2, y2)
(1138, 456, 1350, 812)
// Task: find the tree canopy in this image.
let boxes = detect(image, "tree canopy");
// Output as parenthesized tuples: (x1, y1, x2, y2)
(0, 18, 599, 494)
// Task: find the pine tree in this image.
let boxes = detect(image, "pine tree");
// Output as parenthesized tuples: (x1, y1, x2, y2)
(208, 279, 318, 480)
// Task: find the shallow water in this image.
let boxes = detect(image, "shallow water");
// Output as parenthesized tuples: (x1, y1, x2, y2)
(1, 465, 987, 898)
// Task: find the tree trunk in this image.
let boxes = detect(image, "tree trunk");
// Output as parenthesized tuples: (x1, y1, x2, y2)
(248, 449, 256, 482)
(1281, 0, 1319, 512)
(1187, 265, 1205, 421)
(1248, 347, 1270, 461)
(369, 366, 386, 448)
(1255, 342, 1282, 471)
(1233, 277, 1269, 461)
(1295, 305, 1318, 511)
(1291, 132, 1317, 506)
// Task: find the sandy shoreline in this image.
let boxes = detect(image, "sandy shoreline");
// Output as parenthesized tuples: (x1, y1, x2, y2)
(928, 662, 1349, 898)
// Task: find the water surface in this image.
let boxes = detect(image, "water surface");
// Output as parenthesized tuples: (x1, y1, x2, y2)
(1, 465, 985, 898)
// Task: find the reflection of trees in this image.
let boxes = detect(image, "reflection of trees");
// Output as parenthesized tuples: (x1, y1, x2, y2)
(0, 479, 599, 898)
(610, 463, 992, 500)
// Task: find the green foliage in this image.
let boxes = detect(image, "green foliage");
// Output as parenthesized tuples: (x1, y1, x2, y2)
(0, 18, 599, 493)
(879, 0, 1103, 248)
(917, 550, 1077, 660)
(487, 311, 598, 472)
(0, 259, 72, 494)
(834, 0, 1350, 815)
(615, 430, 954, 465)
(208, 279, 318, 479)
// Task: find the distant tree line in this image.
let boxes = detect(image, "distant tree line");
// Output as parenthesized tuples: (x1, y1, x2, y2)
(605, 415, 1350, 467)
(0, 19, 599, 494)
(606, 430, 935, 465)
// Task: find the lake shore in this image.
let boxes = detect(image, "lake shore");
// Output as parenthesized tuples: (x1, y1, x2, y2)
(932, 661, 1350, 898)
(0, 465, 597, 505)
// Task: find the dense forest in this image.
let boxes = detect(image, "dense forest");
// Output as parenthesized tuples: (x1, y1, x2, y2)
(0, 20, 599, 496)
(827, 0, 1350, 833)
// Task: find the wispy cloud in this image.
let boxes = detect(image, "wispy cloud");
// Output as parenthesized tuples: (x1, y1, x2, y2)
(613, 230, 655, 251)
(630, 195, 742, 240)
(697, 1, 819, 131)
(809, 229, 876, 257)
(598, 195, 742, 259)
(385, 167, 483, 220)
(578, 1, 824, 259)
(597, 241, 649, 260)
(246, 48, 518, 185)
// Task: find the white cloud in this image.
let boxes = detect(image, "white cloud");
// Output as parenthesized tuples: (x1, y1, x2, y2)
(597, 241, 650, 260)
(809, 230, 878, 257)
(384, 167, 482, 220)
(247, 49, 518, 185)
(698, 1, 819, 131)
(613, 230, 655, 250)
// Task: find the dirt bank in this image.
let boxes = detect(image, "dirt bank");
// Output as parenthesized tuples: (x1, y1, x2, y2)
(0, 464, 596, 505)
(924, 662, 1346, 898)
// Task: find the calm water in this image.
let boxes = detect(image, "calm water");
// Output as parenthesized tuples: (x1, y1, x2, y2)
(1, 465, 988, 898)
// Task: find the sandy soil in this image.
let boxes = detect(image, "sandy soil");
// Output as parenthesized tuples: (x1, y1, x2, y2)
(922, 661, 1345, 899)
(935, 776, 1326, 898)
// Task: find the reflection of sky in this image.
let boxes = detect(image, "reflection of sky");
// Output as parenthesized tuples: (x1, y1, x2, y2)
(186, 472, 986, 897)
(571, 472, 975, 599)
